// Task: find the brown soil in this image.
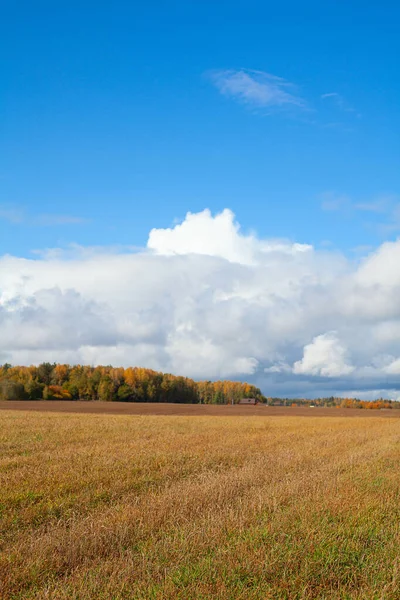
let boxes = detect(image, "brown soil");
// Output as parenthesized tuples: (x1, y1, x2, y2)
(0, 400, 399, 417)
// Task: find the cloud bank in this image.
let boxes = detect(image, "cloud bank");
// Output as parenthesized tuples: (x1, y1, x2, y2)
(2, 208, 400, 398)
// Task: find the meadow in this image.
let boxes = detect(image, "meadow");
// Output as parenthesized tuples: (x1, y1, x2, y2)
(1, 408, 400, 599)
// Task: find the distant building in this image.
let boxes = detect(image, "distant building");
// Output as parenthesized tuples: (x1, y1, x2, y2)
(238, 398, 258, 406)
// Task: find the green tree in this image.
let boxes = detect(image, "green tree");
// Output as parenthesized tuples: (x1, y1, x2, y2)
(98, 377, 115, 402)
(117, 384, 134, 402)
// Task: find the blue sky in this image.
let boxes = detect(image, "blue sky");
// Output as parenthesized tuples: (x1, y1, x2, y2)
(1, 0, 399, 256)
(1, 1, 400, 397)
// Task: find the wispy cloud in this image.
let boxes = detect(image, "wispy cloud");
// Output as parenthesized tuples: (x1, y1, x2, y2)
(31, 243, 137, 260)
(208, 69, 362, 127)
(34, 214, 88, 226)
(0, 205, 88, 227)
(321, 193, 398, 213)
(207, 67, 364, 131)
(375, 203, 400, 235)
(354, 199, 389, 213)
(321, 92, 358, 116)
(209, 69, 306, 111)
(320, 192, 350, 212)
(320, 192, 400, 234)
(0, 206, 25, 224)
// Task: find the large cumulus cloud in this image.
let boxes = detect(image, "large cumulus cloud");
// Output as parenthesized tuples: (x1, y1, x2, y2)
(2, 208, 400, 398)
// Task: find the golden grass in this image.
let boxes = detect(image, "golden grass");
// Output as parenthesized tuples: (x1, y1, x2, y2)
(1, 411, 400, 599)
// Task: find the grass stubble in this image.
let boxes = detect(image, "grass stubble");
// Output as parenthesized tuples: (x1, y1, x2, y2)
(1, 410, 400, 599)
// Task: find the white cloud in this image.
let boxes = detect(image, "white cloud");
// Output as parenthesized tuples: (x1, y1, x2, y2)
(354, 240, 400, 288)
(0, 288, 116, 351)
(384, 359, 400, 375)
(2, 208, 400, 397)
(148, 208, 311, 265)
(209, 69, 305, 110)
(293, 332, 354, 377)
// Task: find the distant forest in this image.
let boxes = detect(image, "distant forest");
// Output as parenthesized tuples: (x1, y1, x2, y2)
(266, 396, 400, 410)
(0, 363, 398, 408)
(0, 363, 264, 404)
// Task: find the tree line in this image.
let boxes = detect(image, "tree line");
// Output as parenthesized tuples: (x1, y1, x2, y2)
(266, 396, 400, 409)
(0, 363, 265, 404)
(1, 363, 397, 408)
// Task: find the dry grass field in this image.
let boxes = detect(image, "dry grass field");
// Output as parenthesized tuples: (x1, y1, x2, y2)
(1, 409, 400, 599)
(2, 400, 400, 418)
